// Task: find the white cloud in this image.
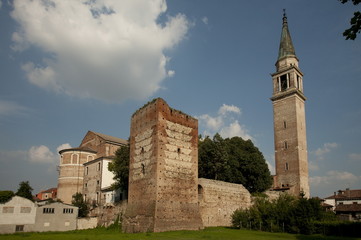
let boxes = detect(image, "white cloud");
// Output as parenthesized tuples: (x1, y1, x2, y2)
(0, 100, 28, 117)
(167, 70, 175, 77)
(201, 16, 208, 25)
(197, 104, 252, 140)
(11, 0, 190, 103)
(218, 104, 241, 115)
(310, 170, 361, 197)
(349, 153, 361, 161)
(308, 161, 319, 171)
(313, 142, 338, 160)
(56, 143, 72, 153)
(28, 145, 56, 163)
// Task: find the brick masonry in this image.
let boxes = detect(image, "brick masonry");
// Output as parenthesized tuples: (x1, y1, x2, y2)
(122, 98, 203, 233)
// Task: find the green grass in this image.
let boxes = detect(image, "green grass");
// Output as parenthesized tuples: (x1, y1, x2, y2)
(1, 227, 360, 240)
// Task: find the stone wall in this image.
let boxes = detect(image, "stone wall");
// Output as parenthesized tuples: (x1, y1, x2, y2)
(198, 178, 251, 227)
(123, 98, 203, 233)
(77, 217, 98, 230)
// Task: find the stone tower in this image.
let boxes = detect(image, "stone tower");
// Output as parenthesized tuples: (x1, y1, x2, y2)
(123, 98, 203, 233)
(271, 12, 309, 198)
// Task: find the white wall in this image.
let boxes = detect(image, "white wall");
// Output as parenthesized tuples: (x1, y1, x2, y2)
(0, 196, 36, 225)
(101, 159, 116, 189)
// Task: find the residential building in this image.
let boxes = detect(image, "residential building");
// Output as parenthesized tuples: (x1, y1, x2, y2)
(324, 188, 361, 221)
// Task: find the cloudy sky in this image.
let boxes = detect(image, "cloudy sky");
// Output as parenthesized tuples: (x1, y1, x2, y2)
(0, 0, 360, 198)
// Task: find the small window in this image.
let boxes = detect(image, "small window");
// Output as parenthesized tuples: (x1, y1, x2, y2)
(177, 148, 181, 154)
(20, 207, 31, 213)
(284, 141, 288, 149)
(339, 202, 344, 205)
(97, 180, 100, 186)
(85, 183, 87, 188)
(15, 225, 24, 232)
(285, 162, 289, 171)
(141, 163, 145, 174)
(280, 74, 288, 91)
(63, 208, 74, 214)
(2, 207, 14, 213)
(86, 167, 89, 175)
(43, 208, 55, 214)
(283, 121, 287, 129)
(97, 162, 101, 171)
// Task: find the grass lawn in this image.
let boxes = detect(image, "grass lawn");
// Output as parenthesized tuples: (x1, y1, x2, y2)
(1, 227, 360, 240)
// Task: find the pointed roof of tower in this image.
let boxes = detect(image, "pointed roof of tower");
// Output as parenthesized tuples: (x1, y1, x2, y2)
(278, 10, 296, 60)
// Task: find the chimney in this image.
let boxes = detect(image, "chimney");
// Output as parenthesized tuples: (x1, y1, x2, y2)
(346, 188, 350, 197)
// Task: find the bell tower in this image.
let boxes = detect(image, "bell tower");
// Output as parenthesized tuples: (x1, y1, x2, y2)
(271, 11, 309, 198)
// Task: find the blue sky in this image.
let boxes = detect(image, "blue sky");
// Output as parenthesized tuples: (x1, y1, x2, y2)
(0, 0, 360, 198)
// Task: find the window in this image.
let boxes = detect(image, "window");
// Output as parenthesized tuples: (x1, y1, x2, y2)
(85, 183, 87, 188)
(97, 180, 100, 186)
(85, 167, 89, 175)
(20, 207, 31, 213)
(43, 208, 55, 214)
(280, 74, 288, 91)
(97, 162, 101, 171)
(2, 207, 14, 213)
(284, 141, 288, 149)
(283, 121, 287, 129)
(285, 162, 289, 171)
(15, 225, 24, 232)
(63, 208, 74, 214)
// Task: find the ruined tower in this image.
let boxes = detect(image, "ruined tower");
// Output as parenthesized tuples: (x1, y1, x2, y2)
(271, 12, 310, 198)
(123, 98, 203, 233)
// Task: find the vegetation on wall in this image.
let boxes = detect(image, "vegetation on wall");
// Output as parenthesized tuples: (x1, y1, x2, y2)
(199, 134, 273, 193)
(232, 194, 338, 235)
(72, 192, 89, 217)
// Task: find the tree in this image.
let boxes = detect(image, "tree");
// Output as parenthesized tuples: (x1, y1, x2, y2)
(72, 192, 89, 217)
(0, 191, 14, 203)
(108, 145, 130, 192)
(339, 0, 361, 40)
(15, 181, 33, 201)
(199, 134, 272, 193)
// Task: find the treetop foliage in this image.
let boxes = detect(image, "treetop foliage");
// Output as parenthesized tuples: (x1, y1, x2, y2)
(108, 145, 130, 192)
(0, 190, 15, 203)
(339, 0, 361, 40)
(232, 194, 337, 235)
(199, 134, 272, 193)
(72, 192, 89, 217)
(15, 181, 33, 201)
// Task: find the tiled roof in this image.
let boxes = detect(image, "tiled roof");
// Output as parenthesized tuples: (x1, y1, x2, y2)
(335, 204, 361, 212)
(91, 131, 128, 145)
(325, 189, 361, 200)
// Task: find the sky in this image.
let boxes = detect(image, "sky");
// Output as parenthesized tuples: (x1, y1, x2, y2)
(0, 0, 360, 198)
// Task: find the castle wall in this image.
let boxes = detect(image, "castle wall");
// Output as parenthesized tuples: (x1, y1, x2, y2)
(123, 98, 203, 233)
(198, 178, 251, 227)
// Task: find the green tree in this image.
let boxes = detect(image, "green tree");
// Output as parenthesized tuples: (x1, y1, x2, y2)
(15, 181, 33, 201)
(0, 191, 15, 203)
(339, 0, 361, 40)
(108, 145, 130, 192)
(199, 134, 272, 193)
(72, 192, 89, 217)
(198, 134, 229, 181)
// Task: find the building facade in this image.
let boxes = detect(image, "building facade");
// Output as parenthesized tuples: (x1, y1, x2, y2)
(57, 131, 127, 204)
(271, 12, 310, 198)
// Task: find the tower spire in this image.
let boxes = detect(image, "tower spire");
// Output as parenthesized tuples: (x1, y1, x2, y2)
(278, 9, 296, 60)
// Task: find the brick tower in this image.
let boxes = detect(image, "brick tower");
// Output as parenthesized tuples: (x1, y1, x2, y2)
(123, 98, 203, 233)
(271, 11, 310, 198)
